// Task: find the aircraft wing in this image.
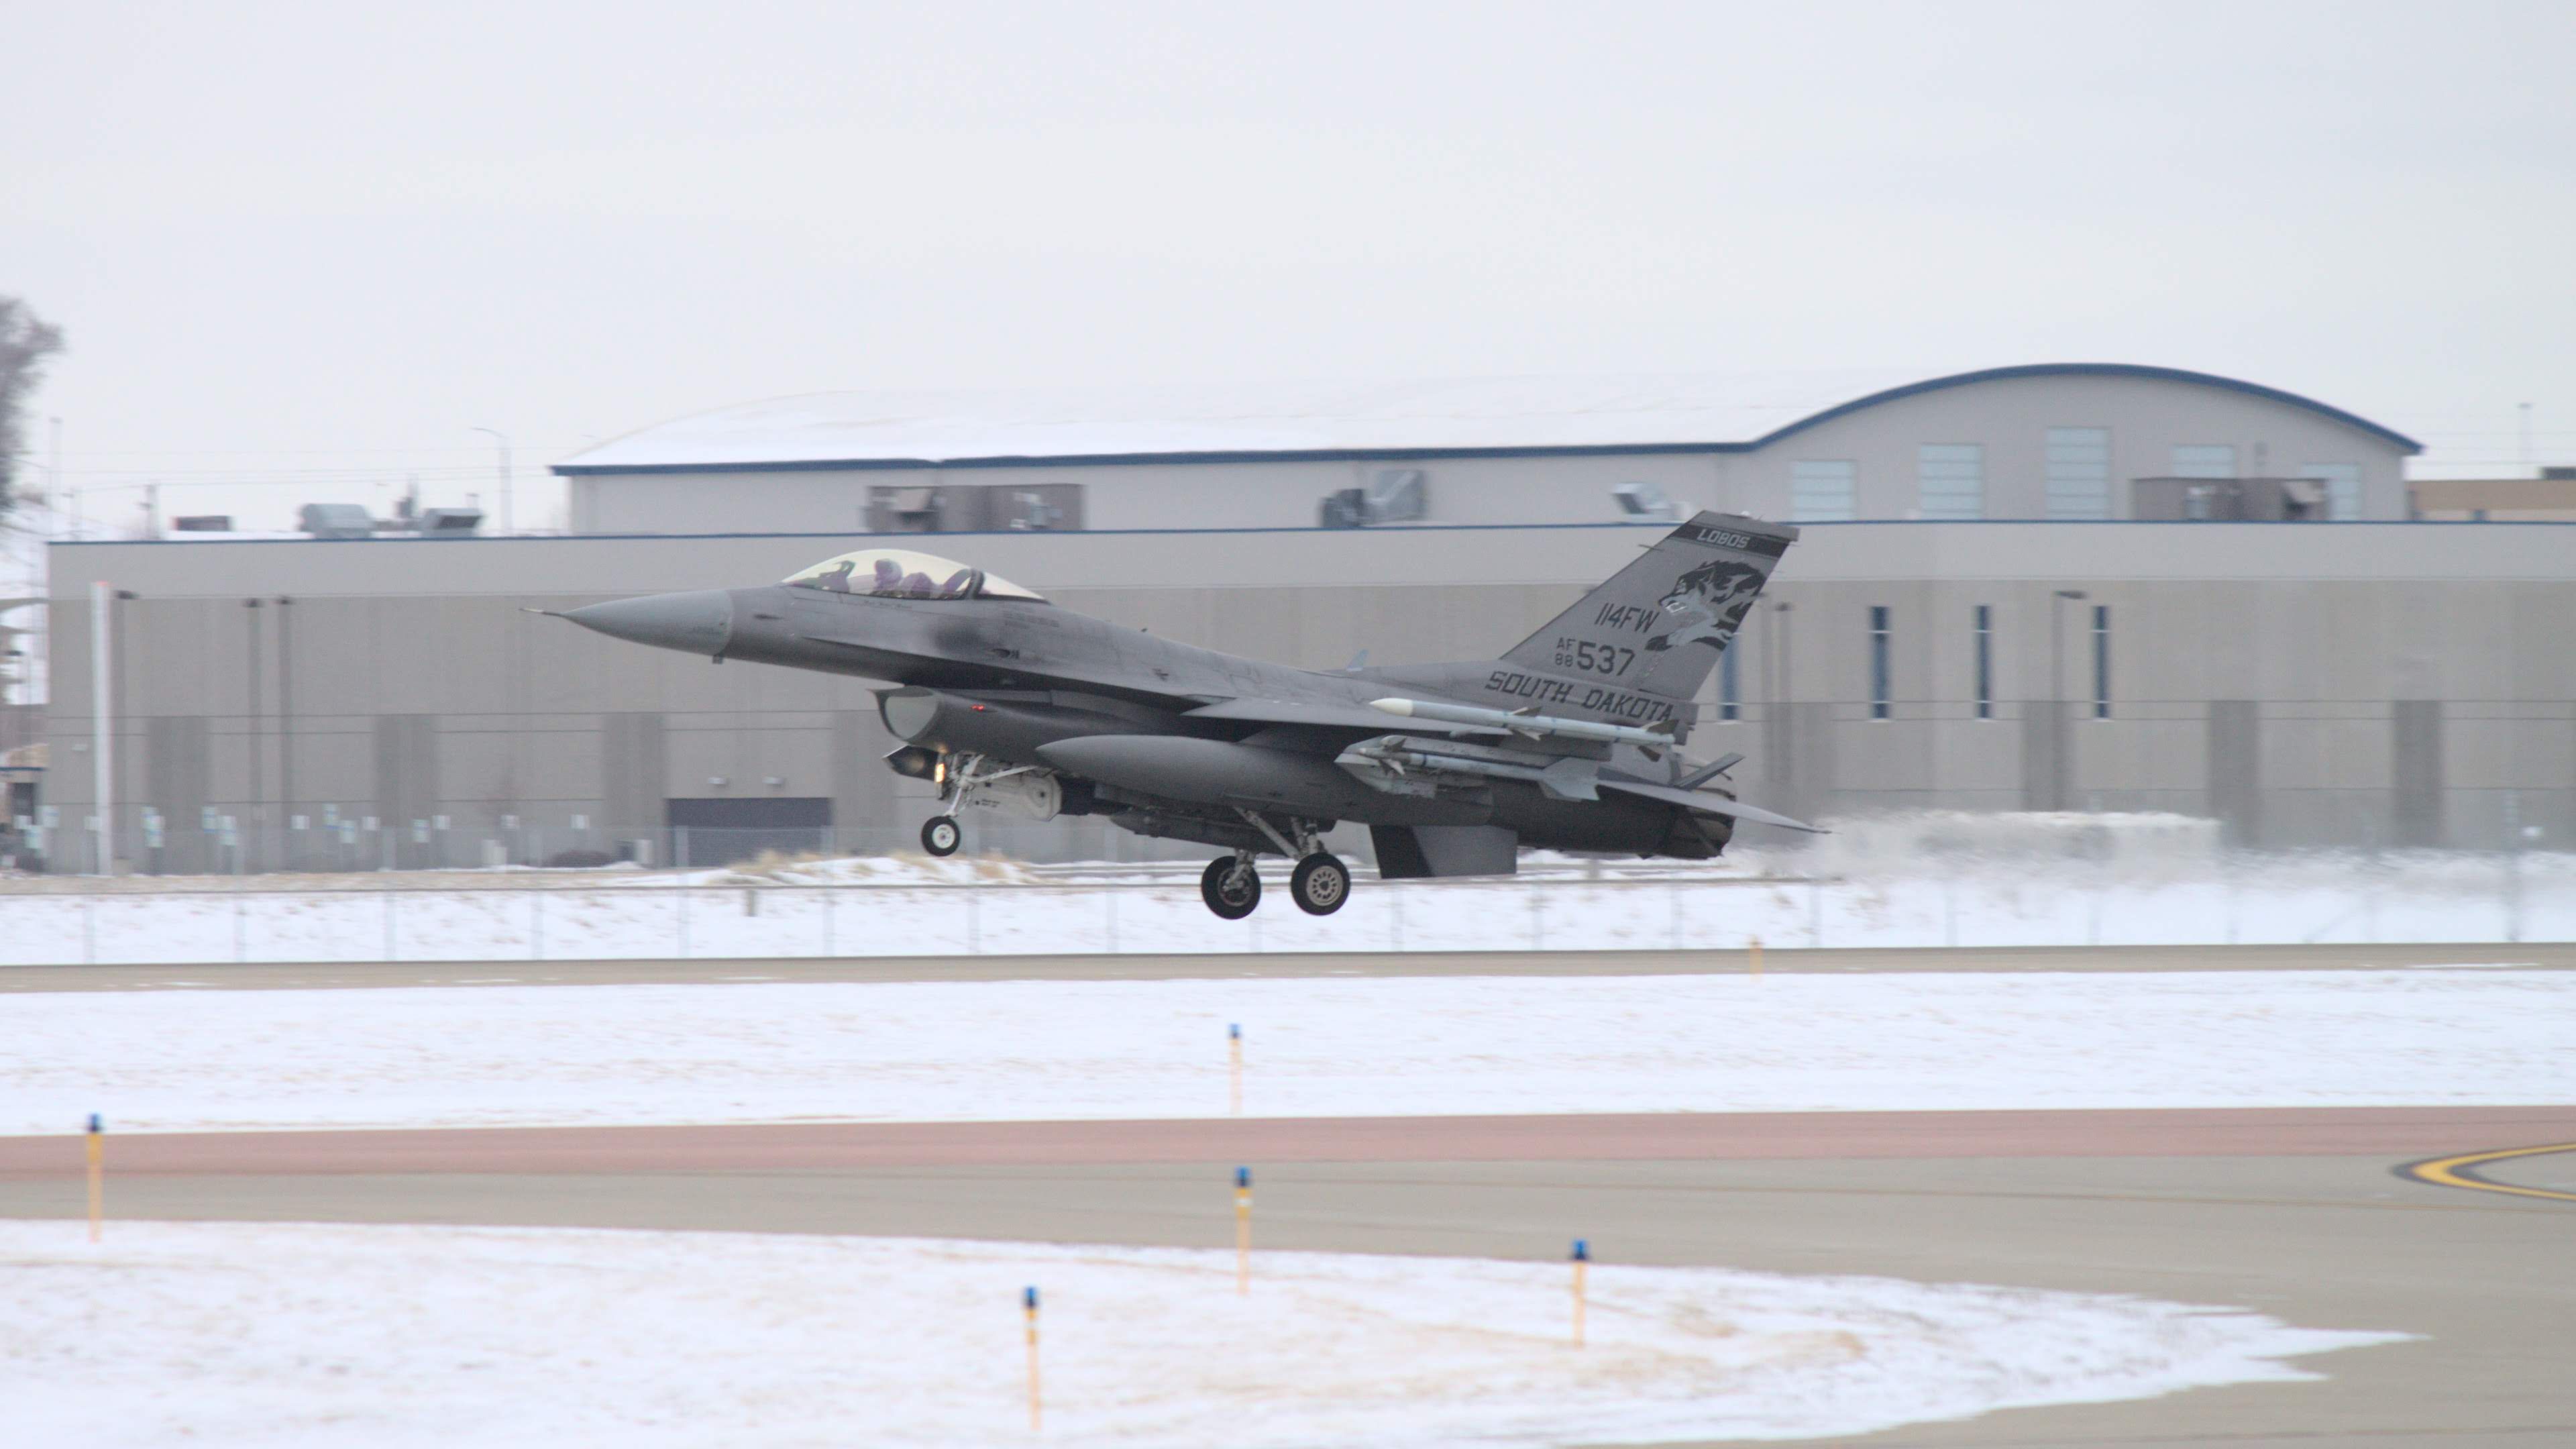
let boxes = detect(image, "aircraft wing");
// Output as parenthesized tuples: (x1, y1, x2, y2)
(1594, 776, 1826, 833)
(1182, 698, 1508, 737)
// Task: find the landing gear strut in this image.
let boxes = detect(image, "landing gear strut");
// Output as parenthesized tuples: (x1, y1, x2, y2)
(1200, 854, 1260, 919)
(1198, 813, 1350, 918)
(920, 815, 961, 857)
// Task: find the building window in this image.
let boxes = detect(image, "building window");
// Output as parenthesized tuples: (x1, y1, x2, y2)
(2304, 462, 2362, 520)
(1718, 639, 1740, 720)
(1868, 605, 1892, 720)
(1790, 460, 1856, 521)
(1973, 604, 1993, 719)
(2045, 427, 2111, 519)
(2090, 604, 2110, 719)
(1917, 444, 1984, 519)
(2171, 444, 2237, 478)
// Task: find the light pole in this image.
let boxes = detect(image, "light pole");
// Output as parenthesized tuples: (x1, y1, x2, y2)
(276, 596, 295, 869)
(2050, 590, 2089, 812)
(89, 580, 112, 874)
(470, 427, 512, 535)
(245, 598, 264, 871)
(1766, 601, 1794, 802)
(114, 590, 137, 869)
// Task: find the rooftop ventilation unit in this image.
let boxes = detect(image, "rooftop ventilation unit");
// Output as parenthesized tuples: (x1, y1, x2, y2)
(1320, 468, 1430, 528)
(1612, 482, 1685, 522)
(170, 515, 233, 533)
(417, 506, 484, 537)
(297, 503, 375, 539)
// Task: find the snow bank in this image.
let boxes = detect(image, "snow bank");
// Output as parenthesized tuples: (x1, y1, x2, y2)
(10, 970, 2571, 1135)
(2, 851, 2571, 966)
(0, 1222, 2399, 1447)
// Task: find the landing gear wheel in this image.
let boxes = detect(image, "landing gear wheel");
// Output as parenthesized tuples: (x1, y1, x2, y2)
(1289, 852, 1350, 916)
(1200, 857, 1261, 920)
(920, 816, 962, 857)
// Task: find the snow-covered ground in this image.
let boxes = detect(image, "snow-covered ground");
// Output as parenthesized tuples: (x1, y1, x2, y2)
(1, 850, 2570, 965)
(11, 970, 2571, 1135)
(1, 1222, 2400, 1448)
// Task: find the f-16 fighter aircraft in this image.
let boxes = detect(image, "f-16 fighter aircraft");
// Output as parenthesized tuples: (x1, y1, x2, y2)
(554, 511, 1818, 919)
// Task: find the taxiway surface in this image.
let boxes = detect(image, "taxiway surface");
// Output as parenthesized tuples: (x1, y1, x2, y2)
(3, 938, 2571, 993)
(6, 944, 2569, 1446)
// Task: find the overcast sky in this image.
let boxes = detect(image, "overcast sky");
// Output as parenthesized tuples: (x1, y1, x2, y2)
(6, 0, 2572, 533)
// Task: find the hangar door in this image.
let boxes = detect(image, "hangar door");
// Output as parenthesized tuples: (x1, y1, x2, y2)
(665, 797, 833, 867)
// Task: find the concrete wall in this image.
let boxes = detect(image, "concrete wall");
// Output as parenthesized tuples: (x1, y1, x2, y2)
(36, 521, 2573, 871)
(565, 373, 2414, 534)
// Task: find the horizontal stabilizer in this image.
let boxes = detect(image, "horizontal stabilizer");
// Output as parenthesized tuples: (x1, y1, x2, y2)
(1675, 753, 1743, 790)
(1595, 776, 1825, 833)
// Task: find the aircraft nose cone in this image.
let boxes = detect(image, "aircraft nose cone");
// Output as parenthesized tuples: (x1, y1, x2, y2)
(561, 589, 735, 657)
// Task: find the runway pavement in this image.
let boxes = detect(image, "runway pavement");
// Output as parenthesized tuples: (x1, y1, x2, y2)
(4, 938, 2571, 991)
(8, 945, 2572, 1446)
(5, 1106, 2573, 1446)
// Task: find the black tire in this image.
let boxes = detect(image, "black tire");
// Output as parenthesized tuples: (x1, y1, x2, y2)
(1289, 852, 1350, 916)
(1200, 857, 1260, 919)
(920, 816, 962, 857)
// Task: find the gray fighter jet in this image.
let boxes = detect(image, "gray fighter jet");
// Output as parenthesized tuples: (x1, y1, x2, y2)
(555, 511, 1817, 918)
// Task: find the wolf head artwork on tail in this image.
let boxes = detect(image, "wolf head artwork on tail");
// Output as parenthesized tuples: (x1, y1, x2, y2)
(1643, 557, 1767, 653)
(1485, 512, 1798, 720)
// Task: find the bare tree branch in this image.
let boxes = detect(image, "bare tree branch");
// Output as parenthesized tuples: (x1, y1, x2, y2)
(0, 297, 69, 517)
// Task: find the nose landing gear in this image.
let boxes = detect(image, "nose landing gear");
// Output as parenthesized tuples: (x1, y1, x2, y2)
(920, 815, 963, 857)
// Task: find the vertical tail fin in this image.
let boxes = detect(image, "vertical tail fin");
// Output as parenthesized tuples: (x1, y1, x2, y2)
(1501, 511, 1797, 706)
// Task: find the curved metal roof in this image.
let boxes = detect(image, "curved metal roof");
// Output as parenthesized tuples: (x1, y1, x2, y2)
(555, 364, 2418, 475)
(1748, 364, 2421, 453)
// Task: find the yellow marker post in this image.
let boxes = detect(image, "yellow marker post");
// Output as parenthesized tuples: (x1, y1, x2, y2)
(1570, 1238, 1589, 1347)
(1234, 1166, 1252, 1295)
(1228, 1022, 1243, 1116)
(85, 1114, 103, 1244)
(1749, 936, 1762, 982)
(1022, 1286, 1040, 1432)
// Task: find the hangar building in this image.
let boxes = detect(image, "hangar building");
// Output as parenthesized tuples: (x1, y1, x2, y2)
(25, 363, 2569, 874)
(32, 521, 2570, 874)
(555, 365, 2421, 534)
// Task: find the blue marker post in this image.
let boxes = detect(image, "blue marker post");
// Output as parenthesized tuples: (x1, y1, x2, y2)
(1228, 1022, 1243, 1115)
(85, 1114, 103, 1243)
(1570, 1238, 1589, 1347)
(1234, 1166, 1253, 1294)
(1023, 1286, 1040, 1430)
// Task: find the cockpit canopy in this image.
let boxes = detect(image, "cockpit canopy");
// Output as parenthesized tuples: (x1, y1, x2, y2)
(782, 548, 1046, 602)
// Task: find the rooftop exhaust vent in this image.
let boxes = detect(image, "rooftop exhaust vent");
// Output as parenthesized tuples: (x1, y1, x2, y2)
(297, 503, 375, 539)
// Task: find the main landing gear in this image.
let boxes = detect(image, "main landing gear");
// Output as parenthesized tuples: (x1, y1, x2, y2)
(1200, 855, 1260, 918)
(1199, 814, 1350, 918)
(1289, 851, 1350, 914)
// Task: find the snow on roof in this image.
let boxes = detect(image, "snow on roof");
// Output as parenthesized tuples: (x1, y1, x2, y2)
(555, 365, 2422, 474)
(555, 369, 1926, 472)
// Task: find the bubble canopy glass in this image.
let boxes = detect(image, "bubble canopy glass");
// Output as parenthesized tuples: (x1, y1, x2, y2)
(782, 548, 1046, 602)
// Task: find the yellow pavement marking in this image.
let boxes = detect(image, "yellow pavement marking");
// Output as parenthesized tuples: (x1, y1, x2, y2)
(2398, 1142, 2576, 1204)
